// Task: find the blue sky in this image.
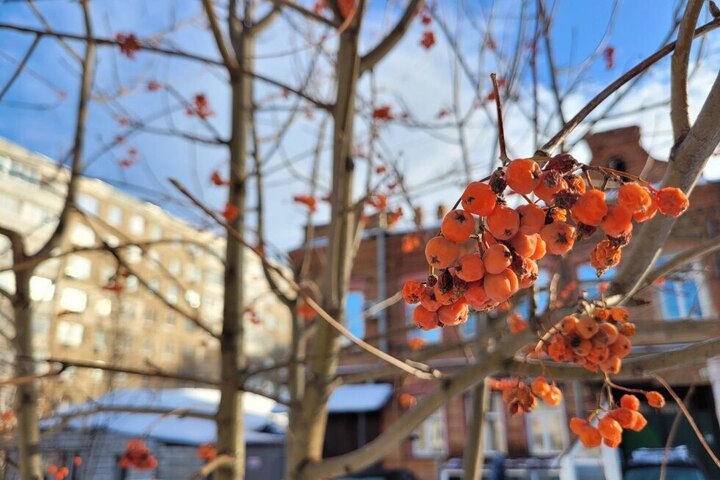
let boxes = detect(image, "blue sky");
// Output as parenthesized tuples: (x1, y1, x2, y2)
(1, 0, 718, 251)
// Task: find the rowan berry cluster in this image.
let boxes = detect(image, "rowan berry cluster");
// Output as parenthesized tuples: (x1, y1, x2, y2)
(571, 391, 664, 448)
(490, 376, 562, 415)
(543, 306, 635, 375)
(402, 153, 689, 331)
(118, 439, 158, 469)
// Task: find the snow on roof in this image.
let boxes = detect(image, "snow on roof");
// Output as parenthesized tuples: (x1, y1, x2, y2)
(273, 384, 393, 414)
(43, 388, 285, 446)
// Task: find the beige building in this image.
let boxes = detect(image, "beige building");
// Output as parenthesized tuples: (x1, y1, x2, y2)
(0, 138, 290, 406)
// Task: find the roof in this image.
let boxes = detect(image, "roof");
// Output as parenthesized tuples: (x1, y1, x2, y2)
(273, 383, 393, 414)
(42, 388, 285, 446)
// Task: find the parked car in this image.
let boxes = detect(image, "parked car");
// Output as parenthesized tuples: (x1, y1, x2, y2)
(624, 446, 708, 480)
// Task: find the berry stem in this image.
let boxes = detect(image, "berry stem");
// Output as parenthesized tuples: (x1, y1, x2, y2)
(491, 73, 510, 165)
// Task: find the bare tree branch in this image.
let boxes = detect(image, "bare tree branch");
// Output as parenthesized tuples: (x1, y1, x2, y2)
(671, 0, 704, 141)
(360, 0, 424, 73)
(202, 0, 239, 73)
(0, 35, 40, 102)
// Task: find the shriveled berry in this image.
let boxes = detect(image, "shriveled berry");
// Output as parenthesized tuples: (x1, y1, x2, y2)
(402, 280, 424, 304)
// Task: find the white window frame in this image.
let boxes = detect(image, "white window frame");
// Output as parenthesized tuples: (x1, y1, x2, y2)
(526, 400, 569, 455)
(56, 321, 84, 347)
(129, 215, 145, 235)
(412, 407, 448, 458)
(64, 255, 92, 280)
(59, 287, 87, 313)
(71, 224, 95, 247)
(656, 258, 714, 320)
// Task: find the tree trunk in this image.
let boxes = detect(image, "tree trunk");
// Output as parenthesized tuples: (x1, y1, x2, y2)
(463, 379, 491, 480)
(216, 33, 253, 480)
(286, 14, 364, 478)
(14, 266, 42, 480)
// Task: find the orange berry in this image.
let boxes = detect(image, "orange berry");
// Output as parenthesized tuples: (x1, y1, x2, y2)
(402, 280, 424, 304)
(425, 236, 460, 269)
(531, 376, 551, 397)
(530, 236, 547, 260)
(419, 287, 442, 312)
(598, 416, 622, 441)
(441, 209, 476, 243)
(534, 171, 567, 204)
(483, 243, 513, 274)
(569, 417, 589, 435)
(465, 281, 490, 309)
(508, 232, 538, 258)
(600, 355, 622, 375)
(609, 335, 632, 358)
(462, 181, 497, 216)
(438, 300, 470, 327)
(656, 187, 689, 217)
(617, 322, 636, 337)
(618, 183, 653, 214)
(567, 174, 587, 194)
(455, 253, 486, 282)
(629, 411, 648, 432)
(577, 316, 600, 339)
(604, 435, 622, 448)
(517, 203, 546, 235)
(590, 239, 622, 275)
(484, 269, 519, 303)
(572, 189, 608, 227)
(559, 315, 579, 334)
(633, 194, 658, 222)
(518, 258, 539, 288)
(547, 339, 566, 362)
(486, 205, 520, 240)
(573, 338, 593, 357)
(620, 394, 640, 411)
(598, 322, 619, 345)
(602, 204, 633, 238)
(540, 222, 576, 255)
(609, 307, 629, 322)
(609, 407, 636, 428)
(506, 158, 542, 194)
(578, 426, 602, 448)
(413, 305, 440, 330)
(646, 391, 665, 408)
(543, 385, 562, 406)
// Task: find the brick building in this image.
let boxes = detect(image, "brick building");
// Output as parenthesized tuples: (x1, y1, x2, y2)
(0, 138, 291, 407)
(290, 126, 720, 479)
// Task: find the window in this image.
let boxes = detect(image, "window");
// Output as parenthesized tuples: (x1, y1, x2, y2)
(181, 345, 195, 362)
(107, 206, 123, 226)
(412, 408, 446, 457)
(56, 321, 84, 347)
(168, 259, 181, 275)
(116, 333, 132, 354)
(22, 203, 44, 225)
(60, 288, 87, 313)
(344, 291, 365, 342)
(654, 256, 712, 320)
(167, 285, 179, 304)
(142, 339, 154, 355)
(526, 401, 568, 455)
(149, 225, 162, 240)
(126, 275, 138, 292)
(129, 215, 145, 235)
(206, 269, 224, 286)
(8, 161, 40, 185)
(120, 302, 136, 319)
(406, 303, 441, 344)
(65, 255, 92, 280)
(30, 276, 55, 302)
(483, 393, 507, 454)
(185, 290, 201, 309)
(144, 307, 156, 326)
(166, 313, 176, 326)
(185, 265, 201, 284)
(75, 194, 99, 215)
(91, 368, 104, 383)
(163, 341, 175, 361)
(577, 264, 616, 301)
(0, 271, 15, 294)
(95, 297, 112, 316)
(93, 330, 107, 352)
(185, 319, 196, 332)
(125, 245, 142, 264)
(71, 224, 95, 247)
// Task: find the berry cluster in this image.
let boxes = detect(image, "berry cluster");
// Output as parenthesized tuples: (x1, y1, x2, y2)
(402, 153, 689, 331)
(118, 439, 158, 469)
(490, 376, 562, 415)
(47, 465, 69, 480)
(571, 392, 664, 448)
(543, 306, 635, 375)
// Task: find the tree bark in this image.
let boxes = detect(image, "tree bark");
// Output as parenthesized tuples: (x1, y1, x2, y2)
(286, 10, 364, 478)
(463, 378, 491, 480)
(215, 32, 253, 480)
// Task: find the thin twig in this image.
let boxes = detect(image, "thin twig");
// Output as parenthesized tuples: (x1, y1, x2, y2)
(490, 73, 509, 164)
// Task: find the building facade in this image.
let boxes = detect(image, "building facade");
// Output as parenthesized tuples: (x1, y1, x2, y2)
(0, 138, 291, 407)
